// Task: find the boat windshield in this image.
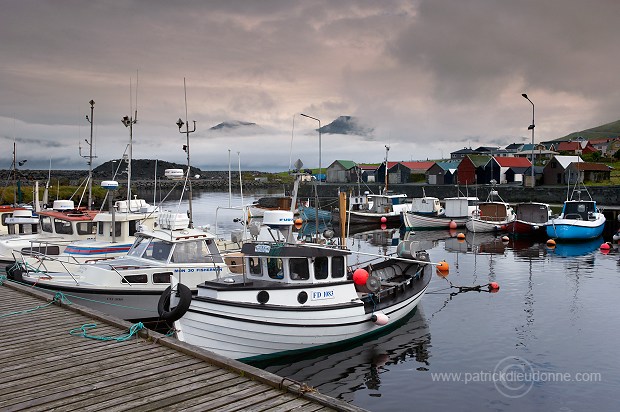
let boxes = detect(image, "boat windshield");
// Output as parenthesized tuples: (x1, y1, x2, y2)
(170, 239, 224, 264)
(127, 236, 173, 262)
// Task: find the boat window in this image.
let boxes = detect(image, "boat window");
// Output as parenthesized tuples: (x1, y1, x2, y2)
(40, 216, 53, 233)
(19, 224, 38, 235)
(267, 257, 284, 279)
(152, 272, 172, 284)
(21, 246, 60, 256)
(128, 236, 150, 257)
(171, 240, 214, 263)
(206, 239, 224, 263)
(332, 256, 345, 278)
(77, 222, 96, 235)
(129, 220, 140, 236)
(289, 258, 310, 280)
(98, 222, 104, 235)
(110, 222, 122, 238)
(121, 274, 148, 284)
(54, 219, 73, 235)
(1, 213, 8, 226)
(143, 240, 173, 262)
(577, 204, 586, 213)
(248, 257, 263, 276)
(314, 256, 329, 280)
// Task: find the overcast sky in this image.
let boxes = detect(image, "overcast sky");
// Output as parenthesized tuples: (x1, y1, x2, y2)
(2, 0, 620, 172)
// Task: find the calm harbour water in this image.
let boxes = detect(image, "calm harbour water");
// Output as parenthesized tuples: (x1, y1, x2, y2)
(162, 190, 620, 412)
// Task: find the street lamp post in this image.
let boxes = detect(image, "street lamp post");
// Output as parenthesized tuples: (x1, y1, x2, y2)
(176, 117, 196, 228)
(522, 93, 535, 187)
(300, 113, 321, 182)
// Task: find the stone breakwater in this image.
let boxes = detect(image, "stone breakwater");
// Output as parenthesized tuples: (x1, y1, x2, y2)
(4, 169, 620, 206)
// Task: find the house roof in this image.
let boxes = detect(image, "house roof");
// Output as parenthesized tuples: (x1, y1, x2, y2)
(466, 155, 492, 167)
(332, 160, 358, 170)
(552, 155, 583, 169)
(434, 160, 462, 171)
(570, 162, 611, 171)
(556, 141, 597, 153)
(398, 161, 435, 172)
(505, 143, 524, 150)
(493, 157, 532, 167)
(358, 163, 379, 170)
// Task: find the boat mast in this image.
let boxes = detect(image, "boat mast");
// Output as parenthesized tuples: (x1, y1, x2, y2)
(82, 100, 96, 209)
(121, 74, 138, 209)
(176, 78, 196, 229)
(383, 145, 390, 194)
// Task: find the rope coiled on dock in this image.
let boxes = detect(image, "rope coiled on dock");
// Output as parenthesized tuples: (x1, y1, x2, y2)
(69, 322, 145, 342)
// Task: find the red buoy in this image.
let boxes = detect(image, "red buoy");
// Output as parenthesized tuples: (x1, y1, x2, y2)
(449, 220, 457, 229)
(600, 242, 611, 250)
(489, 282, 500, 291)
(380, 216, 387, 223)
(353, 268, 369, 285)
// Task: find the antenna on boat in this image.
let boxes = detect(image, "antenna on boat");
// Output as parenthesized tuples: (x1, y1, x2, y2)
(176, 77, 196, 229)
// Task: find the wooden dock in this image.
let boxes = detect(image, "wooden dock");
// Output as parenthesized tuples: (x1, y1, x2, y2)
(0, 279, 367, 412)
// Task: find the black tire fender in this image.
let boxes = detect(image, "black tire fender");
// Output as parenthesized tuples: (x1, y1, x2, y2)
(157, 284, 192, 322)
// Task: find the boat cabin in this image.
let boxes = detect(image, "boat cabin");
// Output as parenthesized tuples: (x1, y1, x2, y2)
(411, 196, 442, 215)
(367, 194, 408, 214)
(38, 201, 98, 238)
(3, 209, 39, 235)
(93, 199, 158, 242)
(561, 200, 599, 221)
(127, 231, 224, 265)
(444, 197, 478, 217)
(240, 242, 349, 284)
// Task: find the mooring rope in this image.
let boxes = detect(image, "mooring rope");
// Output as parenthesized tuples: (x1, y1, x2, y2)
(69, 322, 145, 342)
(0, 291, 71, 318)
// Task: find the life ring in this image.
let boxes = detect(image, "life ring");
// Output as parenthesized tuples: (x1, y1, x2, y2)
(5, 264, 23, 282)
(157, 284, 192, 322)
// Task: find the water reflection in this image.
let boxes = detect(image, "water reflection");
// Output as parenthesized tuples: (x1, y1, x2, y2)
(252, 308, 431, 403)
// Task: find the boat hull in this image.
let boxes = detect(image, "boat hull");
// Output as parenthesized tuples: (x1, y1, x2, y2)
(505, 220, 547, 237)
(175, 261, 432, 361)
(465, 217, 514, 233)
(333, 210, 402, 225)
(546, 216, 606, 240)
(402, 212, 468, 230)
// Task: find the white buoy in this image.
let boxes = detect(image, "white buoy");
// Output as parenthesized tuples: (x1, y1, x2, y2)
(371, 312, 389, 326)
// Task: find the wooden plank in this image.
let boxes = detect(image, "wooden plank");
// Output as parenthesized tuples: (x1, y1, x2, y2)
(244, 395, 314, 412)
(210, 389, 287, 412)
(37, 365, 225, 412)
(64, 368, 240, 412)
(151, 379, 267, 412)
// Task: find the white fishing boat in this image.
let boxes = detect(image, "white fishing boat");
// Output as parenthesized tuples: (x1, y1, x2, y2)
(166, 209, 433, 362)
(403, 196, 479, 230)
(0, 200, 99, 267)
(16, 210, 236, 320)
(465, 189, 515, 233)
(14, 198, 159, 274)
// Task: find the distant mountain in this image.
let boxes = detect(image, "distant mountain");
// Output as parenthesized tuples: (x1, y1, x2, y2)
(318, 116, 374, 137)
(554, 119, 620, 142)
(210, 120, 258, 131)
(93, 159, 202, 180)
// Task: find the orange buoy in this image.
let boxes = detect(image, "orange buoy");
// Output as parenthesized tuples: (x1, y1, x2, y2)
(457, 232, 466, 240)
(546, 239, 556, 248)
(436, 261, 449, 272)
(449, 220, 457, 229)
(294, 218, 303, 225)
(436, 268, 449, 277)
(502, 235, 509, 242)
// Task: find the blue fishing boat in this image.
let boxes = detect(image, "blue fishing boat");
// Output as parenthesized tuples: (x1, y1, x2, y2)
(546, 199, 605, 240)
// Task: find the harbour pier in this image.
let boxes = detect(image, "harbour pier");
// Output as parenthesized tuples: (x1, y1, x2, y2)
(0, 279, 366, 412)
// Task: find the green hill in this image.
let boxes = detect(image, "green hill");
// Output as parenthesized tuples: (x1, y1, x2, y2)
(554, 119, 620, 142)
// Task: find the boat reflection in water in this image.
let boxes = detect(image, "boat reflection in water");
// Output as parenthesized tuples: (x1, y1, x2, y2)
(547, 236, 604, 257)
(250, 308, 430, 403)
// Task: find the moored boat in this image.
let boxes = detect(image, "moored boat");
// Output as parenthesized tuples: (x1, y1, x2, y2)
(167, 210, 433, 362)
(505, 202, 551, 237)
(546, 200, 605, 241)
(403, 196, 478, 230)
(465, 189, 515, 233)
